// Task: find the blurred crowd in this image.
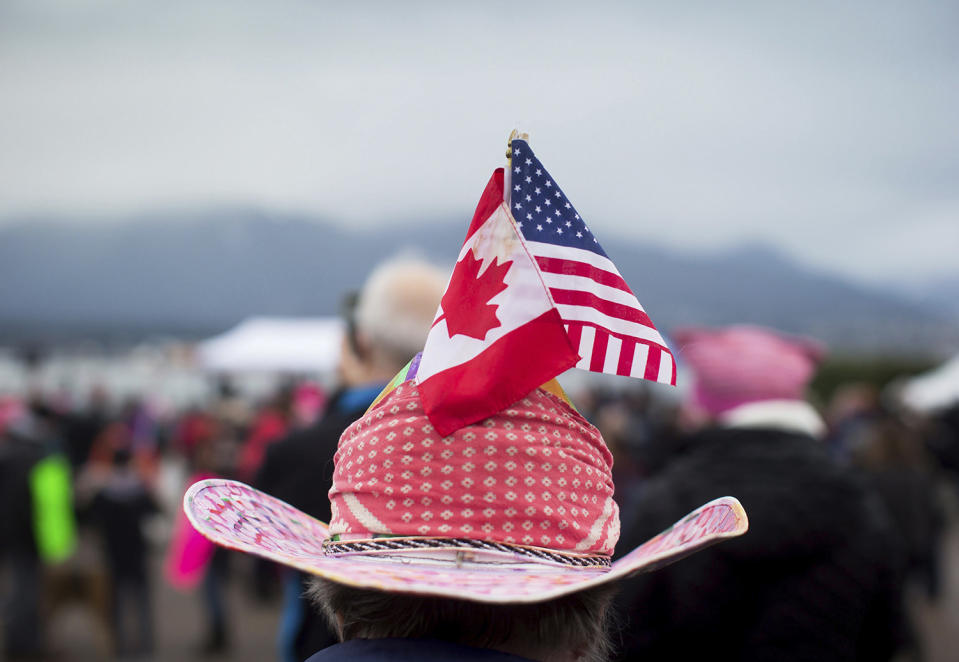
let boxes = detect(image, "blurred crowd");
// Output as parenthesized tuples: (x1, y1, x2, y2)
(2, 278, 959, 662)
(2, 360, 958, 660)
(0, 376, 325, 659)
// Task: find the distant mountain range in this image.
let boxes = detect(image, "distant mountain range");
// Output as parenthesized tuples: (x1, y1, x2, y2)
(891, 276, 959, 319)
(1, 208, 957, 354)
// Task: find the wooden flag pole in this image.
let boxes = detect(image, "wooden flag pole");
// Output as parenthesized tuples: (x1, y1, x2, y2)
(505, 129, 529, 205)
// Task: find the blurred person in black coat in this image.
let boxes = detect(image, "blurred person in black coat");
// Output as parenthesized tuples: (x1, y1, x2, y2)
(88, 447, 160, 657)
(0, 404, 47, 659)
(614, 326, 907, 662)
(62, 386, 109, 470)
(256, 257, 446, 662)
(927, 402, 959, 484)
(828, 386, 946, 604)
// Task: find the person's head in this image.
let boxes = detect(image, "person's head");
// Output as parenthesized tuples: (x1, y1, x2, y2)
(339, 257, 446, 386)
(308, 579, 616, 662)
(675, 324, 824, 421)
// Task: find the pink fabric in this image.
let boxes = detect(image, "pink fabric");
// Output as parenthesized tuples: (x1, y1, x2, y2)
(236, 410, 287, 482)
(0, 396, 24, 436)
(675, 325, 824, 417)
(165, 473, 217, 590)
(292, 381, 326, 426)
(329, 382, 620, 555)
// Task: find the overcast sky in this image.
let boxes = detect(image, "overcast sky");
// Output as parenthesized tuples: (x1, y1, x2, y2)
(1, 0, 957, 284)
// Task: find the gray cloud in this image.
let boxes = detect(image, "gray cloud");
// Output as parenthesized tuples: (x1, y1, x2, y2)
(1, 0, 956, 283)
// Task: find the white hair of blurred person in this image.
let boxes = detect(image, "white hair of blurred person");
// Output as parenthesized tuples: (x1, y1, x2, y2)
(349, 256, 447, 383)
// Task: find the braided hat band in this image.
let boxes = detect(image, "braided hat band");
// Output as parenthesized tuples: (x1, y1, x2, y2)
(322, 537, 612, 569)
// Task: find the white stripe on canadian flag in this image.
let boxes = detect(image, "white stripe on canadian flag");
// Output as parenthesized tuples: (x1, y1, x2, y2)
(415, 170, 584, 438)
(417, 203, 556, 384)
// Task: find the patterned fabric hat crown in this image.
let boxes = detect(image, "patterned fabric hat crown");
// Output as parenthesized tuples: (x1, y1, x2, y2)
(329, 382, 619, 560)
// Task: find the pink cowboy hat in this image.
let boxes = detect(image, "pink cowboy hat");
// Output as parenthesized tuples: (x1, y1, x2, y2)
(185, 373, 747, 604)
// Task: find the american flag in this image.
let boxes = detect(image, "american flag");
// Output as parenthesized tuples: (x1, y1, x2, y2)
(507, 139, 676, 386)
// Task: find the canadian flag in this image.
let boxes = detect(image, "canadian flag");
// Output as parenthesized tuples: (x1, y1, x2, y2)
(416, 170, 579, 436)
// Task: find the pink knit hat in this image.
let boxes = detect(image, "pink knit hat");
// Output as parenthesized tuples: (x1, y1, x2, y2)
(184, 374, 747, 603)
(675, 325, 824, 417)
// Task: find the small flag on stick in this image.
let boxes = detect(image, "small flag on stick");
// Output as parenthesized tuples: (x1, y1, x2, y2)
(417, 136, 674, 436)
(508, 139, 675, 384)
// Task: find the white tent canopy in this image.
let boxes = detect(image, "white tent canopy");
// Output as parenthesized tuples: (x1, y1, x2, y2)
(197, 317, 343, 374)
(899, 354, 959, 413)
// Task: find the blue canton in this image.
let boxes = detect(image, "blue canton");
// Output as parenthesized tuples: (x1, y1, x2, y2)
(509, 139, 607, 258)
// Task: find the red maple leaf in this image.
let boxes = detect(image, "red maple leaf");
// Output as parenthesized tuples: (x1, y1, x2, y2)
(440, 250, 512, 340)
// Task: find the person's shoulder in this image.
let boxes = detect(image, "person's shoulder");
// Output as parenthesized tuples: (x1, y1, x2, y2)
(256, 412, 359, 488)
(255, 423, 322, 485)
(670, 426, 834, 470)
(264, 416, 341, 458)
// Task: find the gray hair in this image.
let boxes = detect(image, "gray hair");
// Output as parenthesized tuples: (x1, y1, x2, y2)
(354, 256, 447, 370)
(307, 578, 617, 662)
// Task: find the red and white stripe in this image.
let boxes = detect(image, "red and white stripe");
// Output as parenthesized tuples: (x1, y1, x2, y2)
(525, 239, 676, 386)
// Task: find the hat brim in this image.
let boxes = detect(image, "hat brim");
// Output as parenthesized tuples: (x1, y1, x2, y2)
(184, 479, 747, 604)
